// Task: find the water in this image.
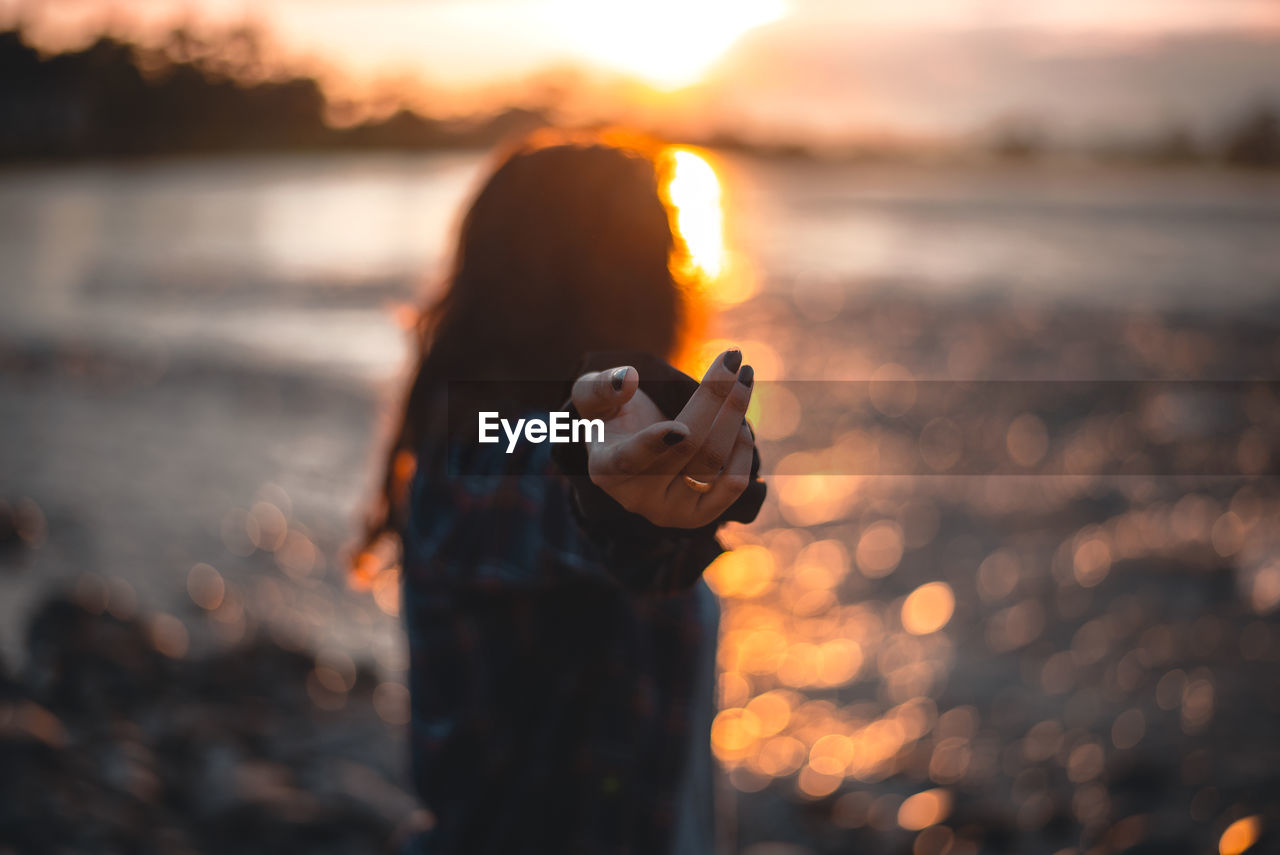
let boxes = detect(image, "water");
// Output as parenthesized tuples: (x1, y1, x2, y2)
(0, 152, 480, 381)
(726, 158, 1280, 312)
(3, 152, 1280, 853)
(2, 152, 1278, 384)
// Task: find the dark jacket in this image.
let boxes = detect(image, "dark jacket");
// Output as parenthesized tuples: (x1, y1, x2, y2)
(399, 354, 764, 854)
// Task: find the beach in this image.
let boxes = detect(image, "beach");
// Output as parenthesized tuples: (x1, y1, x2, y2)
(2, 152, 1279, 853)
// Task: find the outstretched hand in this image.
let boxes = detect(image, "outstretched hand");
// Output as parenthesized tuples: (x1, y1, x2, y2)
(570, 350, 755, 529)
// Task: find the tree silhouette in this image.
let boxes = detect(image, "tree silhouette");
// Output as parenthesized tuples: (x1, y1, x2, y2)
(0, 26, 547, 160)
(1222, 101, 1280, 168)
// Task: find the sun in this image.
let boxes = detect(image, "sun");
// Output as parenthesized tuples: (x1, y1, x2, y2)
(552, 0, 786, 89)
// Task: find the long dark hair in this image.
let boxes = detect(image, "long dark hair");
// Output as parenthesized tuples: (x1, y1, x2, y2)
(355, 130, 694, 571)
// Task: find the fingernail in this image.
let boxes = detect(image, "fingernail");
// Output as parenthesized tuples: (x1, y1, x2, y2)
(611, 367, 628, 391)
(662, 430, 685, 446)
(738, 365, 754, 387)
(723, 349, 742, 373)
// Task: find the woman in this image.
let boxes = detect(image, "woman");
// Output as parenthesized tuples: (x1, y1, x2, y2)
(359, 131, 765, 854)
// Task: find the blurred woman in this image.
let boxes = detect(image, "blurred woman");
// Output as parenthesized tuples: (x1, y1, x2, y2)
(358, 130, 764, 854)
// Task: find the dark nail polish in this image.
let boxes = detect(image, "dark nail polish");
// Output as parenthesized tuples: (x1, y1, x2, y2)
(611, 367, 628, 391)
(738, 365, 754, 387)
(723, 349, 742, 372)
(662, 430, 685, 446)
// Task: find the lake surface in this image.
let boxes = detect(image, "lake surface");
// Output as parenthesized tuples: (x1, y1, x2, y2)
(2, 152, 1278, 383)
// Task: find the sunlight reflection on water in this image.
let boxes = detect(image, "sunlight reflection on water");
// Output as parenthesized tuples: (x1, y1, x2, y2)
(3, 151, 1277, 383)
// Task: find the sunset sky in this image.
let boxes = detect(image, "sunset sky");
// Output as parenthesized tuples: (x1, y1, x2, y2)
(8, 0, 1280, 144)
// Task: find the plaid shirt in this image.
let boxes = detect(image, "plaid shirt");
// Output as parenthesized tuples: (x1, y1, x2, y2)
(399, 435, 724, 854)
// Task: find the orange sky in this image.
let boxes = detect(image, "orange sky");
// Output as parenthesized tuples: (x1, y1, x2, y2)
(7, 0, 1280, 143)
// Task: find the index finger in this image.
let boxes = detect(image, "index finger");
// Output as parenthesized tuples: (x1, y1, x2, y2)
(669, 348, 742, 451)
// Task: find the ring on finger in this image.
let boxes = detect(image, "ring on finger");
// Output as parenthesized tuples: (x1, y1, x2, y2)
(682, 473, 714, 494)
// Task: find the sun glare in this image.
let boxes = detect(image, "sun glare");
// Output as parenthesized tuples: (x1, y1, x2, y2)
(662, 146, 758, 317)
(665, 148, 726, 280)
(552, 0, 786, 89)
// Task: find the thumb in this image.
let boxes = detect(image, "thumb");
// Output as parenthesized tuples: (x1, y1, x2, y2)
(571, 366, 637, 420)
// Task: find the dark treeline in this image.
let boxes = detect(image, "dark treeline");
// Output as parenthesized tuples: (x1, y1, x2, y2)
(985, 107, 1280, 169)
(1, 25, 1278, 166)
(0, 26, 548, 160)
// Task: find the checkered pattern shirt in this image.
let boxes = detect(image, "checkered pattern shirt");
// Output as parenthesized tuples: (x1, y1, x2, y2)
(399, 436, 723, 854)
